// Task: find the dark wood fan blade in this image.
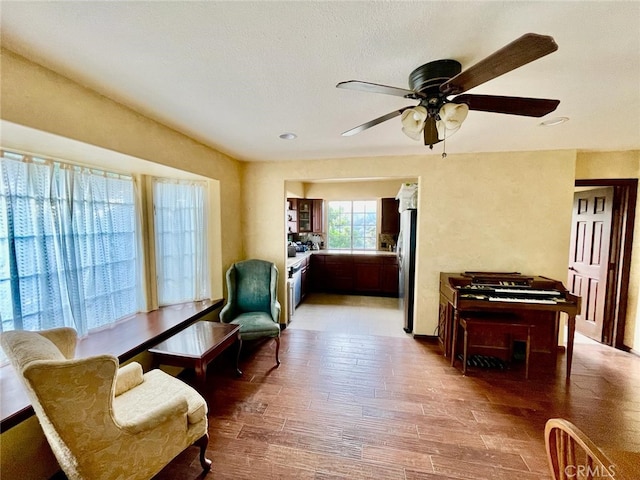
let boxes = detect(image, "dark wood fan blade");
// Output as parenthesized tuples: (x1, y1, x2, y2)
(454, 94, 560, 117)
(337, 81, 422, 99)
(341, 108, 412, 136)
(423, 116, 441, 147)
(440, 33, 558, 95)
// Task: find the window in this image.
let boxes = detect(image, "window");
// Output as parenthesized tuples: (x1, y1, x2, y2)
(153, 179, 210, 305)
(0, 149, 212, 348)
(0, 151, 142, 337)
(327, 200, 377, 250)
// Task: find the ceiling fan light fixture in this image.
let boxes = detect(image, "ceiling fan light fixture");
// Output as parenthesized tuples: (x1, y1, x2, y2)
(400, 106, 428, 140)
(436, 102, 468, 139)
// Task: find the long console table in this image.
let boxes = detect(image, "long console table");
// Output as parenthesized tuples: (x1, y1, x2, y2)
(439, 272, 581, 380)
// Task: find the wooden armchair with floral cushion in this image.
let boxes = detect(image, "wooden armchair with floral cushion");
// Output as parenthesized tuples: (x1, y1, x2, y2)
(0, 328, 211, 480)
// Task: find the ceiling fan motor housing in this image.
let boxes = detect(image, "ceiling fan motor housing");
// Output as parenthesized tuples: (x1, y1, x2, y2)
(408, 59, 462, 95)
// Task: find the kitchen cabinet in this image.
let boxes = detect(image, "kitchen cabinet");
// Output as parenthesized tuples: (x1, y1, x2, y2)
(380, 256, 400, 296)
(381, 198, 400, 235)
(310, 253, 398, 297)
(310, 254, 326, 291)
(325, 254, 354, 292)
(298, 199, 312, 232)
(301, 255, 311, 300)
(311, 254, 353, 292)
(353, 256, 382, 293)
(311, 199, 324, 233)
(295, 198, 324, 233)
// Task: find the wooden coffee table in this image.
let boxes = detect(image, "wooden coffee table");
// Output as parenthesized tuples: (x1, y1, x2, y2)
(149, 321, 242, 385)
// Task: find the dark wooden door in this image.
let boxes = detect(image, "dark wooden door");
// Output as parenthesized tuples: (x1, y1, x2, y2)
(568, 187, 613, 342)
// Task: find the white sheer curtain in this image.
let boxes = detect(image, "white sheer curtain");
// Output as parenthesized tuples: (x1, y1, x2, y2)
(153, 178, 210, 306)
(0, 152, 142, 337)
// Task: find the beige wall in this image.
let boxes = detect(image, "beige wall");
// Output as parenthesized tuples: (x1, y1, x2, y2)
(575, 150, 640, 348)
(243, 150, 577, 338)
(285, 181, 305, 198)
(304, 178, 416, 200)
(1, 49, 245, 275)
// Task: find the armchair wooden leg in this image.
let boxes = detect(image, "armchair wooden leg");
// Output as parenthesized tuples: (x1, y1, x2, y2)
(275, 337, 281, 366)
(194, 433, 212, 472)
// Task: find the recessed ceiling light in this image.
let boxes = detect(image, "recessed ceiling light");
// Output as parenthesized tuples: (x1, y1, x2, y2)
(539, 117, 569, 127)
(279, 132, 297, 140)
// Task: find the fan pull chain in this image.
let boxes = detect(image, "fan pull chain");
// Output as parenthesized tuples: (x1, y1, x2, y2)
(442, 129, 447, 158)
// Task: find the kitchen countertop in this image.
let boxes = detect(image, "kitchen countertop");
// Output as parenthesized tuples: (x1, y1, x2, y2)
(322, 249, 397, 256)
(286, 249, 396, 269)
(286, 250, 314, 269)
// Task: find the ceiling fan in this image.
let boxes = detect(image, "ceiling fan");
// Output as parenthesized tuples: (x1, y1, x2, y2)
(336, 33, 560, 151)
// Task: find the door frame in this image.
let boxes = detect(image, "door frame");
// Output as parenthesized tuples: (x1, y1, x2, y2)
(575, 178, 637, 350)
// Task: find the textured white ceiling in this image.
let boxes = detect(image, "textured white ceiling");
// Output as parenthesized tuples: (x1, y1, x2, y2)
(1, 1, 639, 162)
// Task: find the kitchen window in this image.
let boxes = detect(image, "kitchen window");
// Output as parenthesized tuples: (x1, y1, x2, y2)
(327, 200, 377, 250)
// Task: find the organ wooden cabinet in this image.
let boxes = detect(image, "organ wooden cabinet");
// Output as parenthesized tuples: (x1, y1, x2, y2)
(439, 272, 581, 379)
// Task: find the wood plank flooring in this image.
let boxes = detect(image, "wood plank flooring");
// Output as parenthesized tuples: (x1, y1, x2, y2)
(150, 294, 640, 480)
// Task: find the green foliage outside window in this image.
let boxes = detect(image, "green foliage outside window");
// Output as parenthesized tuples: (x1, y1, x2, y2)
(327, 200, 377, 250)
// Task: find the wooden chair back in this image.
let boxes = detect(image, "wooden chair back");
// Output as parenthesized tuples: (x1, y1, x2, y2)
(545, 418, 616, 480)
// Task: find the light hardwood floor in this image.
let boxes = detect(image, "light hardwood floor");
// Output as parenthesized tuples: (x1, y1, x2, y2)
(287, 293, 408, 337)
(153, 294, 640, 480)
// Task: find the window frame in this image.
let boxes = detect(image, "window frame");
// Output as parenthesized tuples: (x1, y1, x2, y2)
(326, 199, 378, 250)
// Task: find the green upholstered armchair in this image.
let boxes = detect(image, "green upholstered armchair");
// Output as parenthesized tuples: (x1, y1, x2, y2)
(0, 328, 211, 480)
(219, 259, 281, 366)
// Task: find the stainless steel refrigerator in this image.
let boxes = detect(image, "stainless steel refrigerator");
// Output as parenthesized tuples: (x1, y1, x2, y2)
(397, 208, 417, 333)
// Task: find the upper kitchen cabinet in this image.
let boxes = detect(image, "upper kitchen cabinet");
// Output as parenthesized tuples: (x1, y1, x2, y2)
(311, 199, 324, 233)
(381, 198, 400, 235)
(297, 199, 324, 233)
(298, 199, 311, 232)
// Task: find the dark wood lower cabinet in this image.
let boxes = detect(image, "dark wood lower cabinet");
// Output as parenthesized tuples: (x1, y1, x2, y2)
(300, 256, 310, 300)
(355, 262, 382, 293)
(310, 253, 398, 297)
(324, 254, 354, 292)
(380, 258, 399, 296)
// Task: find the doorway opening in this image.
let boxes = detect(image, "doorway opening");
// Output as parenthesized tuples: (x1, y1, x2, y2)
(569, 179, 637, 350)
(284, 177, 418, 337)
